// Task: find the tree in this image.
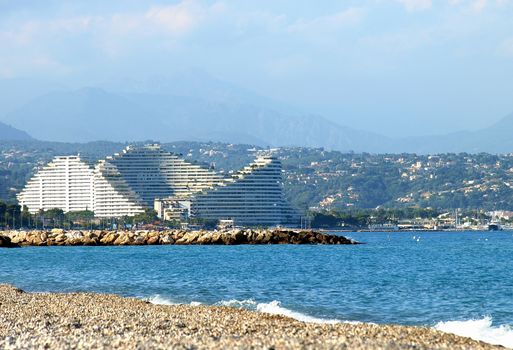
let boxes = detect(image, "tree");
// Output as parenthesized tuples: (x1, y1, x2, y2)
(0, 201, 6, 227)
(132, 209, 158, 225)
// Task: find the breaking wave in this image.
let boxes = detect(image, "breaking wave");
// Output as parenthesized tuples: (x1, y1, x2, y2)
(148, 296, 340, 324)
(148, 296, 513, 347)
(435, 316, 513, 348)
(216, 299, 341, 324)
(146, 295, 202, 306)
(146, 295, 178, 305)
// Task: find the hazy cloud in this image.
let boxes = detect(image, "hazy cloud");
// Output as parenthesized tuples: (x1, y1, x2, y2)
(287, 8, 364, 33)
(499, 37, 513, 57)
(0, 0, 512, 137)
(396, 0, 432, 11)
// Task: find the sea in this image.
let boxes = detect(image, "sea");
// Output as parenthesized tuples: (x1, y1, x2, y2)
(2, 231, 513, 348)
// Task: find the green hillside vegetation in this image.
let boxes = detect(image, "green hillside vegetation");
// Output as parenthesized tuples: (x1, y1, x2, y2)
(2, 140, 513, 212)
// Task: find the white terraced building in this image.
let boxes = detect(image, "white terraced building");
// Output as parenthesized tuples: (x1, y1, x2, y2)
(17, 144, 299, 226)
(189, 155, 298, 226)
(93, 160, 146, 218)
(93, 144, 224, 217)
(17, 156, 95, 213)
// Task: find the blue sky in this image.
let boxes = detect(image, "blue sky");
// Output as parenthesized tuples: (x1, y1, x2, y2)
(0, 0, 512, 136)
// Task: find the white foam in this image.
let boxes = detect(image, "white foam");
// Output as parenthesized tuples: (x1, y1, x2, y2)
(255, 300, 341, 324)
(435, 316, 513, 348)
(149, 297, 348, 325)
(216, 299, 258, 309)
(148, 295, 204, 306)
(147, 295, 178, 305)
(216, 299, 341, 324)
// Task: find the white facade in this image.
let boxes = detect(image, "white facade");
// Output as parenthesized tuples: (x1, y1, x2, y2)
(93, 144, 223, 217)
(154, 198, 191, 221)
(17, 156, 94, 214)
(189, 155, 298, 226)
(93, 160, 145, 217)
(17, 145, 299, 226)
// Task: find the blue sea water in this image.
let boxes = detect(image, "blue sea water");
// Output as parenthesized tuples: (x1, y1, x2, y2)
(2, 231, 513, 346)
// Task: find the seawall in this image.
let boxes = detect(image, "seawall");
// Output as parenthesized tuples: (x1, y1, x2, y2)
(0, 228, 358, 247)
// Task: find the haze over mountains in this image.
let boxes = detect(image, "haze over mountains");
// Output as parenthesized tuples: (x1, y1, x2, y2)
(0, 75, 512, 154)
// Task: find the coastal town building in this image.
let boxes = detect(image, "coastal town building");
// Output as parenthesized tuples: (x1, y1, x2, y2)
(188, 155, 298, 226)
(17, 145, 298, 226)
(93, 144, 224, 218)
(17, 156, 95, 213)
(18, 156, 94, 213)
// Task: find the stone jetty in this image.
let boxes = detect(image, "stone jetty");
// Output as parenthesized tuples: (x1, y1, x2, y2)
(0, 228, 357, 247)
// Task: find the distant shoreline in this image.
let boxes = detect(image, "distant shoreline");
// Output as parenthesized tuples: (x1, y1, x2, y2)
(0, 285, 500, 350)
(320, 228, 500, 233)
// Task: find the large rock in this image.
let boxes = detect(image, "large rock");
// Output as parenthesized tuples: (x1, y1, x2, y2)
(100, 233, 118, 245)
(230, 230, 247, 244)
(147, 236, 159, 245)
(10, 231, 27, 244)
(0, 235, 20, 248)
(159, 234, 174, 244)
(113, 234, 131, 245)
(176, 231, 200, 245)
(51, 228, 64, 235)
(196, 232, 213, 244)
(132, 235, 147, 245)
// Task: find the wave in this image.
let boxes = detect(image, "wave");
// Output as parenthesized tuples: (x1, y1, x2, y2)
(149, 296, 340, 324)
(146, 295, 202, 306)
(148, 296, 513, 348)
(255, 300, 342, 324)
(435, 316, 513, 348)
(216, 299, 340, 324)
(146, 295, 178, 305)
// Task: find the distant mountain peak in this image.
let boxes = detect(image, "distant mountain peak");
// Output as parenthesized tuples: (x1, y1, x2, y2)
(0, 121, 32, 141)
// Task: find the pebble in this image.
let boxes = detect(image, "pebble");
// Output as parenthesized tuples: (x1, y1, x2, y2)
(0, 285, 501, 349)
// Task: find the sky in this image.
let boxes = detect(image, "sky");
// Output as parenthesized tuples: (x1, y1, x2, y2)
(0, 0, 512, 137)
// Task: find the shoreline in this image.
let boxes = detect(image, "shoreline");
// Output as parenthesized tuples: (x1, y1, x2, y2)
(0, 285, 501, 349)
(321, 228, 501, 233)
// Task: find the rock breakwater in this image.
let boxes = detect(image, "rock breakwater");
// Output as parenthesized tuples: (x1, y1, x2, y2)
(0, 228, 357, 247)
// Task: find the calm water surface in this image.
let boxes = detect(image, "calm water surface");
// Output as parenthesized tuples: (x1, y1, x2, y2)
(1, 231, 513, 328)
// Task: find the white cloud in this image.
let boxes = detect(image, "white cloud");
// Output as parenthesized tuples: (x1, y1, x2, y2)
(470, 0, 488, 12)
(146, 4, 202, 34)
(106, 1, 225, 38)
(396, 0, 433, 11)
(288, 8, 364, 33)
(0, 1, 223, 45)
(0, 0, 512, 82)
(0, 0, 229, 65)
(448, 0, 511, 9)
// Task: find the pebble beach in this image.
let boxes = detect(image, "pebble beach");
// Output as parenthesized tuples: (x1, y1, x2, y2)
(0, 285, 502, 350)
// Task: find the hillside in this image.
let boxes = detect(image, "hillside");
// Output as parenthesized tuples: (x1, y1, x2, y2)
(3, 140, 513, 212)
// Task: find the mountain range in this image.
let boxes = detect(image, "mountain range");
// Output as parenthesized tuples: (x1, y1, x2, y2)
(0, 75, 512, 154)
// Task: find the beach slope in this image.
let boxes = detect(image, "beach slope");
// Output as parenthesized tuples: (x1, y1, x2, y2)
(0, 285, 500, 349)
